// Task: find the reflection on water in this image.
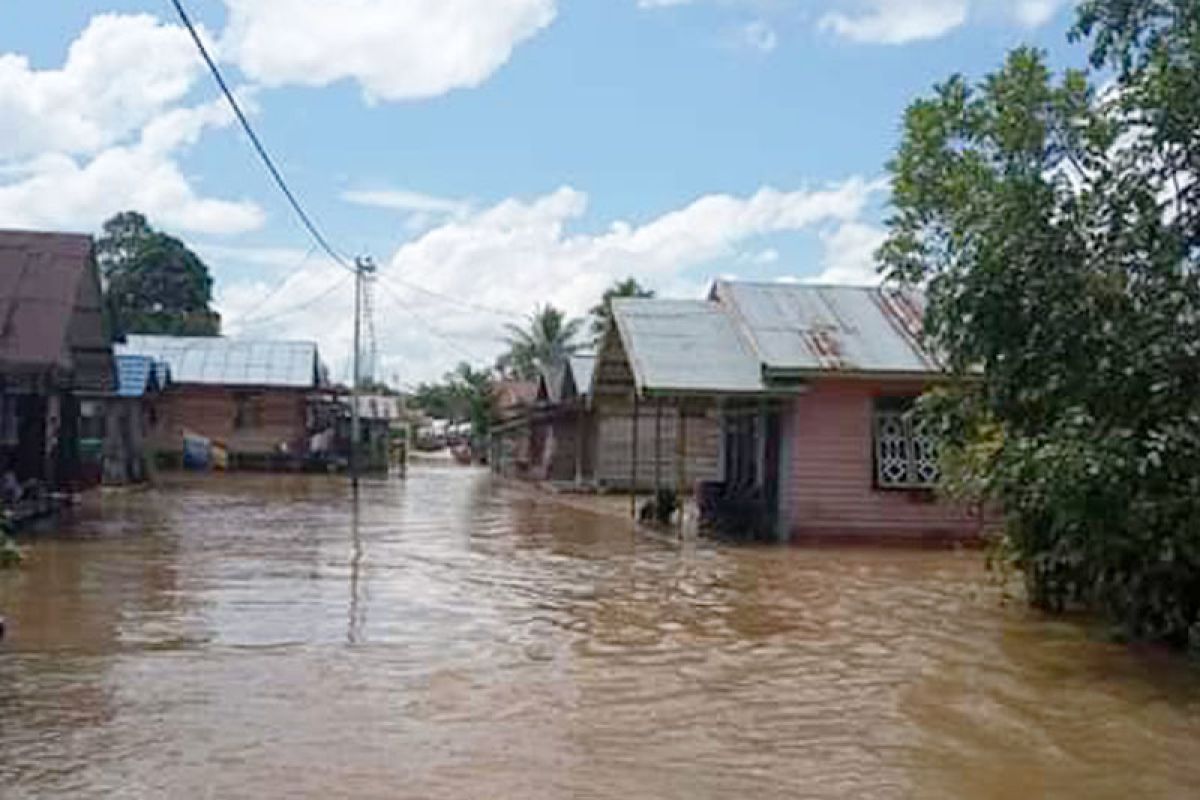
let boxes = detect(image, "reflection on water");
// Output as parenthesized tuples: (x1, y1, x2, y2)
(1, 468, 1198, 799)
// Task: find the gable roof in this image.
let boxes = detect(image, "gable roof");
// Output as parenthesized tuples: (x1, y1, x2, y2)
(0, 230, 112, 386)
(116, 335, 320, 389)
(610, 298, 768, 396)
(537, 355, 597, 405)
(712, 281, 938, 378)
(567, 355, 595, 398)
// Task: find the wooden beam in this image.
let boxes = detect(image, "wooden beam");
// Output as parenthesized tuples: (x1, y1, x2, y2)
(630, 390, 639, 519)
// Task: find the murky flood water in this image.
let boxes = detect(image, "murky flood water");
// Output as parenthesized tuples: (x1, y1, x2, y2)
(1, 468, 1198, 799)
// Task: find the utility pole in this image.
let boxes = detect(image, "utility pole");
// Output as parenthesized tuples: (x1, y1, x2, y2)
(351, 256, 376, 490)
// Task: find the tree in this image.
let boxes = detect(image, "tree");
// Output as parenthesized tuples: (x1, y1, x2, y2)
(412, 362, 494, 440)
(97, 211, 222, 337)
(499, 304, 583, 380)
(880, 1, 1200, 648)
(589, 277, 654, 343)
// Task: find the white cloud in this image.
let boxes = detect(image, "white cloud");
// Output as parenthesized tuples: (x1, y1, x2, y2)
(806, 220, 887, 284)
(341, 188, 471, 217)
(220, 179, 885, 382)
(0, 14, 205, 161)
(638, 0, 695, 8)
(0, 15, 264, 236)
(820, 1, 969, 45)
(1012, 0, 1072, 27)
(220, 0, 557, 102)
(0, 109, 265, 236)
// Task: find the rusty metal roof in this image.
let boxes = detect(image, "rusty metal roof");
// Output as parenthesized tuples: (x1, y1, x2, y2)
(611, 299, 768, 396)
(713, 281, 939, 377)
(117, 335, 320, 388)
(0, 230, 99, 371)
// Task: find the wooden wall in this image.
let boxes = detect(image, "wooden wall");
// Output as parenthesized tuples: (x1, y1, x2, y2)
(593, 399, 720, 491)
(782, 379, 982, 542)
(148, 385, 310, 457)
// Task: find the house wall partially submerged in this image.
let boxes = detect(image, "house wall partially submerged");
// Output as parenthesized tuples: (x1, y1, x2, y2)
(781, 379, 982, 542)
(149, 386, 310, 462)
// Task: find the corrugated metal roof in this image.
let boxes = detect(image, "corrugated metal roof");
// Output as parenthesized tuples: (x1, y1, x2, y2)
(117, 335, 320, 388)
(0, 230, 108, 378)
(611, 299, 767, 395)
(568, 355, 595, 398)
(714, 281, 938, 376)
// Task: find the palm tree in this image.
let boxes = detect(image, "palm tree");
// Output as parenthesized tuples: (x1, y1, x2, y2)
(589, 277, 654, 343)
(500, 304, 583, 380)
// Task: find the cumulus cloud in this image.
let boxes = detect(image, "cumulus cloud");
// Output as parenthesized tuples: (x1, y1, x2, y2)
(220, 0, 557, 102)
(820, 0, 969, 45)
(220, 179, 885, 382)
(0, 103, 265, 236)
(807, 220, 887, 284)
(0, 14, 263, 235)
(0, 14, 205, 161)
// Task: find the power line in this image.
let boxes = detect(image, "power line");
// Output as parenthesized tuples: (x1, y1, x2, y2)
(223, 245, 318, 326)
(234, 272, 352, 329)
(168, 0, 354, 273)
(374, 270, 525, 320)
(374, 279, 489, 364)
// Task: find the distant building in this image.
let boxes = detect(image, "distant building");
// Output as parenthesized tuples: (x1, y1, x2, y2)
(529, 355, 595, 484)
(102, 355, 169, 485)
(489, 379, 539, 477)
(594, 281, 985, 543)
(0, 230, 114, 491)
(116, 335, 324, 469)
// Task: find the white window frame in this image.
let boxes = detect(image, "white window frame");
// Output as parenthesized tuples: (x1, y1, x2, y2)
(873, 400, 939, 490)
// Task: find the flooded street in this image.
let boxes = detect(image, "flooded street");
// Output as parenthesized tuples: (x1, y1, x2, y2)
(2, 468, 1198, 799)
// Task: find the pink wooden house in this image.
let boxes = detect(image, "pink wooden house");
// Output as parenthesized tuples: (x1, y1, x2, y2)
(603, 281, 984, 543)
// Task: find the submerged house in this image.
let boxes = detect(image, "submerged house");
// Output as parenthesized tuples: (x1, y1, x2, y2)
(489, 379, 539, 477)
(116, 335, 323, 469)
(529, 355, 595, 484)
(0, 231, 114, 491)
(102, 355, 169, 485)
(592, 299, 753, 493)
(598, 281, 983, 542)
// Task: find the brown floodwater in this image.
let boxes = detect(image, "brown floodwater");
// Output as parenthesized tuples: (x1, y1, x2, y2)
(1, 467, 1198, 799)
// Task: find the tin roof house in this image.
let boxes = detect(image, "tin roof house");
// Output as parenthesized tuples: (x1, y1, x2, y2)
(0, 230, 114, 489)
(116, 334, 324, 469)
(594, 280, 984, 542)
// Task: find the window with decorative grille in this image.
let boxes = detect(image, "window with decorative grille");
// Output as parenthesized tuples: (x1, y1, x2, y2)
(873, 398, 939, 489)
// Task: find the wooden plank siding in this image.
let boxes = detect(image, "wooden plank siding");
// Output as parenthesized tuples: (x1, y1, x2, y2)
(783, 379, 982, 542)
(593, 399, 720, 490)
(148, 386, 310, 458)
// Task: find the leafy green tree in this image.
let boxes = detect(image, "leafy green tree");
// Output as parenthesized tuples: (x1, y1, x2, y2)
(499, 304, 583, 380)
(412, 362, 494, 440)
(97, 211, 221, 336)
(589, 277, 654, 343)
(881, 2, 1200, 648)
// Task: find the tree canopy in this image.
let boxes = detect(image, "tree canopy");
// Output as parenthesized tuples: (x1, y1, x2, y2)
(498, 304, 583, 380)
(98, 211, 222, 337)
(881, 0, 1200, 648)
(589, 277, 654, 343)
(412, 362, 494, 440)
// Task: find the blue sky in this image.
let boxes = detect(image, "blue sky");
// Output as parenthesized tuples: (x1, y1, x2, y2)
(0, 1, 1088, 383)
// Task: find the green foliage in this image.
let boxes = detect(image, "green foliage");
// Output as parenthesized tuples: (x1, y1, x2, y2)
(412, 362, 494, 440)
(882, 3, 1200, 648)
(499, 304, 583, 380)
(589, 277, 654, 343)
(98, 211, 222, 337)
